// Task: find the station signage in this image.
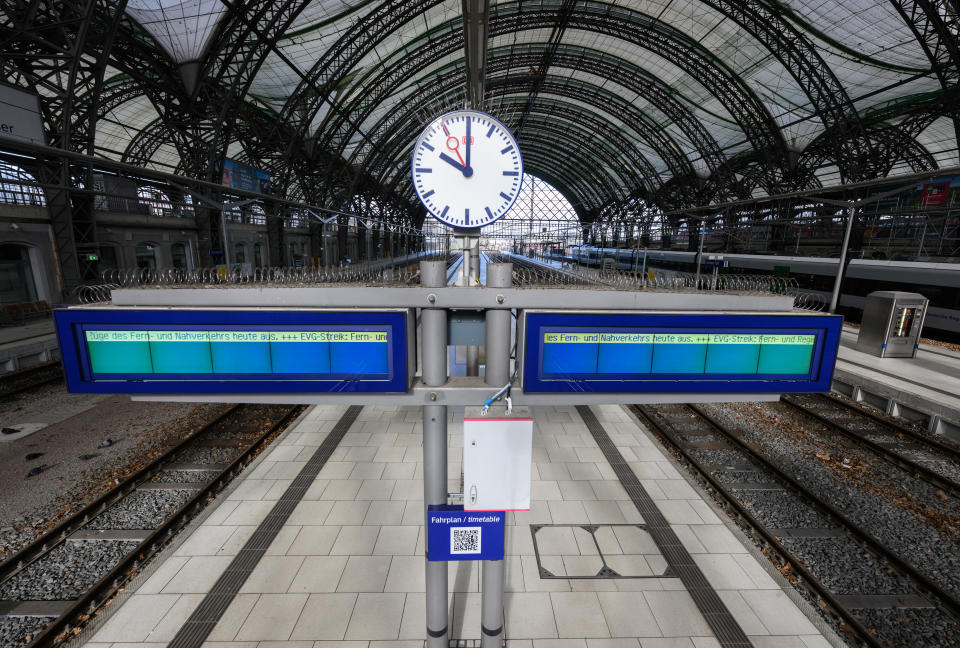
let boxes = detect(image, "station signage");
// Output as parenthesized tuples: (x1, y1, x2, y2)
(54, 308, 413, 394)
(0, 84, 45, 145)
(426, 505, 504, 562)
(522, 311, 843, 394)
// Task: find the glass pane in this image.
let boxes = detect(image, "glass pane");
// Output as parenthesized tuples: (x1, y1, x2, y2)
(893, 307, 917, 337)
(135, 244, 156, 270)
(171, 243, 187, 269)
(100, 246, 119, 270)
(0, 244, 37, 302)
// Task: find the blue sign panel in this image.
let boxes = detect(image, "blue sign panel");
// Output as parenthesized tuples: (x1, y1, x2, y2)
(523, 312, 842, 394)
(221, 158, 270, 195)
(427, 505, 505, 562)
(54, 309, 410, 394)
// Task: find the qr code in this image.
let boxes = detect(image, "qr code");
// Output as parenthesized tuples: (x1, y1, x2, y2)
(451, 527, 481, 554)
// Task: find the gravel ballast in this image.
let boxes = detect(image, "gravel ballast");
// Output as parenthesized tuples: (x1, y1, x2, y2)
(778, 536, 911, 595)
(855, 606, 960, 647)
(705, 402, 960, 599)
(687, 448, 751, 467)
(0, 396, 229, 560)
(712, 469, 771, 484)
(177, 446, 239, 465)
(0, 540, 138, 600)
(88, 490, 195, 530)
(732, 489, 831, 528)
(0, 615, 54, 647)
(152, 469, 215, 483)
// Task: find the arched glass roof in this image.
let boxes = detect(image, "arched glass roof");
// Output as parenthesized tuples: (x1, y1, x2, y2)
(4, 0, 957, 222)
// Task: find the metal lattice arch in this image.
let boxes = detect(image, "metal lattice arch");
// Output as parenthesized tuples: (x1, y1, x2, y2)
(2, 0, 959, 279)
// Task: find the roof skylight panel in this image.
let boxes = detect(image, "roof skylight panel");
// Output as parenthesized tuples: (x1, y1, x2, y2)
(780, 0, 922, 63)
(148, 142, 182, 172)
(654, 0, 727, 43)
(781, 118, 827, 154)
(125, 0, 227, 63)
(288, 0, 374, 32)
(95, 95, 160, 159)
(916, 118, 959, 166)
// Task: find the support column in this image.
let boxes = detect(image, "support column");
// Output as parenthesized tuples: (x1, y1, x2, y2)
(481, 262, 512, 648)
(830, 203, 857, 314)
(463, 234, 480, 376)
(421, 260, 449, 648)
(266, 201, 284, 268)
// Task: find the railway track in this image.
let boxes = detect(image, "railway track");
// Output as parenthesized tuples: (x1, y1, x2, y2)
(0, 362, 63, 400)
(781, 393, 960, 498)
(0, 403, 304, 648)
(632, 403, 960, 648)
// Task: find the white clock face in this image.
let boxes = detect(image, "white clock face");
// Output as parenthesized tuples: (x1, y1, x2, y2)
(411, 110, 523, 229)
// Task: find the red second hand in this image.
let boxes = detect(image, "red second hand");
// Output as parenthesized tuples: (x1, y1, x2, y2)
(446, 133, 466, 167)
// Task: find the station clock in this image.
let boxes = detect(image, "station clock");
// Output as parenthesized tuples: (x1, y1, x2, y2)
(411, 110, 523, 229)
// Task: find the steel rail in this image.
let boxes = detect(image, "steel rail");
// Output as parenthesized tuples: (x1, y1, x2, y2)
(819, 392, 960, 456)
(685, 403, 960, 624)
(780, 394, 960, 499)
(22, 405, 304, 648)
(0, 404, 302, 648)
(0, 361, 63, 400)
(631, 404, 884, 648)
(0, 404, 240, 582)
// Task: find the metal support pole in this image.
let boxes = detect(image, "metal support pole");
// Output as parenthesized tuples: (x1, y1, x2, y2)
(460, 242, 472, 287)
(420, 260, 449, 647)
(829, 203, 856, 314)
(694, 218, 705, 287)
(641, 247, 647, 288)
(481, 261, 511, 648)
(484, 263, 512, 386)
(466, 237, 482, 376)
(220, 208, 231, 269)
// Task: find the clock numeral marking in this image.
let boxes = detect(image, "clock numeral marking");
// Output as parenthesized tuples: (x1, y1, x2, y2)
(422, 142, 435, 151)
(422, 190, 435, 199)
(486, 124, 496, 138)
(500, 145, 513, 154)
(502, 171, 518, 176)
(499, 192, 511, 201)
(464, 208, 470, 225)
(440, 205, 450, 219)
(485, 207, 494, 220)
(416, 167, 432, 173)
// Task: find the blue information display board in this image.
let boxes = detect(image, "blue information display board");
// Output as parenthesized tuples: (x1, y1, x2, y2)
(55, 309, 411, 394)
(523, 312, 842, 393)
(426, 505, 505, 562)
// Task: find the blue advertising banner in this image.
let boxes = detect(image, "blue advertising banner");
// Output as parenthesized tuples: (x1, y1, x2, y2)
(427, 505, 504, 561)
(221, 158, 271, 195)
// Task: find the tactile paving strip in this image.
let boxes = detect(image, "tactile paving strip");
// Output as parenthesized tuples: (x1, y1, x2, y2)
(167, 405, 363, 648)
(576, 405, 752, 648)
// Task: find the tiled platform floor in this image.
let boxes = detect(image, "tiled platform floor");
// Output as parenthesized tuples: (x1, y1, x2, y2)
(84, 403, 833, 648)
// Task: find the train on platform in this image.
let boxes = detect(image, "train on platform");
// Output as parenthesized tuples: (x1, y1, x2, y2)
(549, 246, 960, 339)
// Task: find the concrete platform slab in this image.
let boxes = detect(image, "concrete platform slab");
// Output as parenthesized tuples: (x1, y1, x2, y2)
(84, 403, 836, 648)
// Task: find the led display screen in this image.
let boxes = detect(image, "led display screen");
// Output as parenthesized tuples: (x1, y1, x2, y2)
(55, 310, 410, 394)
(524, 312, 842, 394)
(84, 329, 389, 376)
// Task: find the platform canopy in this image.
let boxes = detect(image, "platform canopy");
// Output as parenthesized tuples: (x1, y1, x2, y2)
(3, 0, 958, 221)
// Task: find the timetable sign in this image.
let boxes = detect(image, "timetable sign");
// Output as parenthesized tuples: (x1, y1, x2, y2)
(55, 309, 412, 394)
(523, 312, 843, 394)
(426, 505, 505, 562)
